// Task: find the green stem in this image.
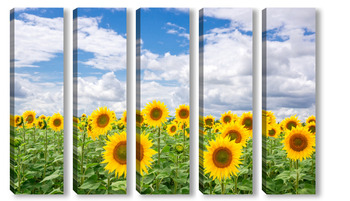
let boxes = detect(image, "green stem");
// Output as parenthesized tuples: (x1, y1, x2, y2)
(183, 123, 186, 162)
(296, 160, 299, 194)
(156, 127, 161, 192)
(17, 146, 21, 193)
(209, 181, 213, 194)
(81, 131, 86, 184)
(173, 154, 179, 194)
(43, 128, 48, 178)
(22, 125, 26, 153)
(157, 127, 160, 166)
(221, 179, 225, 194)
(33, 127, 36, 143)
(235, 175, 238, 194)
(107, 173, 110, 194)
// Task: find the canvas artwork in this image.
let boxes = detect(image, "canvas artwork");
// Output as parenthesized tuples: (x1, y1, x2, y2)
(10, 8, 64, 194)
(199, 8, 253, 194)
(136, 8, 190, 194)
(73, 8, 127, 194)
(262, 8, 316, 194)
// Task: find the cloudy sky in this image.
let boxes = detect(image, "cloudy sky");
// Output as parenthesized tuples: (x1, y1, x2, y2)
(264, 8, 316, 122)
(74, 8, 126, 117)
(138, 8, 190, 116)
(201, 8, 253, 119)
(12, 8, 64, 116)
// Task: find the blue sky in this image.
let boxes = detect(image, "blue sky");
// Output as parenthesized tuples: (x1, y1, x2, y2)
(201, 8, 253, 119)
(75, 8, 127, 117)
(264, 8, 316, 122)
(12, 8, 64, 116)
(138, 8, 190, 116)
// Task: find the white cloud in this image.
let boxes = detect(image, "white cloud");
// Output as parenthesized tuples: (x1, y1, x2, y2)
(202, 8, 252, 31)
(140, 50, 189, 85)
(76, 16, 126, 71)
(202, 16, 253, 118)
(165, 22, 189, 40)
(265, 8, 316, 122)
(140, 81, 189, 116)
(14, 13, 63, 67)
(13, 75, 63, 116)
(77, 72, 126, 116)
(266, 8, 315, 32)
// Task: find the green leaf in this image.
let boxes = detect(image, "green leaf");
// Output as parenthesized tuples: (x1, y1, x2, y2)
(41, 170, 62, 183)
(79, 175, 100, 190)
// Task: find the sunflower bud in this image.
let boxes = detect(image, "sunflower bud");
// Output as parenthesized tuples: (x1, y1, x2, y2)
(174, 144, 184, 154)
(13, 138, 22, 148)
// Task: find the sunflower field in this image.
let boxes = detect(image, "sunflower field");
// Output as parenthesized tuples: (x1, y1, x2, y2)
(136, 100, 190, 194)
(73, 107, 127, 194)
(262, 111, 316, 194)
(10, 111, 64, 194)
(199, 111, 253, 194)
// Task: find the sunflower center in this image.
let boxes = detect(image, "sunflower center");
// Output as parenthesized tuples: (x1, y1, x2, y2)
(212, 147, 232, 168)
(170, 125, 176, 132)
(286, 121, 297, 130)
(308, 120, 315, 124)
(136, 141, 144, 161)
(243, 117, 253, 129)
(179, 109, 189, 119)
(289, 134, 308, 152)
(16, 117, 22, 124)
(150, 108, 163, 120)
(97, 114, 110, 128)
(309, 126, 315, 134)
(53, 119, 61, 127)
(26, 115, 34, 124)
(223, 116, 231, 123)
(114, 141, 127, 164)
(227, 130, 242, 143)
(136, 114, 144, 124)
(205, 119, 213, 126)
(268, 129, 276, 136)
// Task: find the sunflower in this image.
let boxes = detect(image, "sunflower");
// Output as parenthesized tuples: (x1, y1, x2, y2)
(221, 122, 249, 147)
(204, 136, 243, 181)
(143, 100, 169, 127)
(39, 114, 46, 120)
(121, 110, 127, 126)
(73, 116, 80, 128)
(267, 124, 281, 138)
(102, 132, 127, 178)
(136, 132, 157, 176)
(90, 107, 114, 137)
(282, 126, 315, 161)
(185, 129, 190, 138)
(213, 123, 222, 133)
(23, 110, 36, 128)
(81, 113, 87, 118)
(49, 113, 64, 131)
(306, 115, 316, 124)
(167, 123, 178, 136)
(239, 112, 253, 137)
(262, 110, 276, 125)
(15, 115, 23, 127)
(86, 122, 96, 139)
(37, 119, 47, 129)
(136, 110, 145, 126)
(306, 122, 316, 135)
(175, 104, 190, 124)
(204, 115, 215, 129)
(281, 115, 301, 131)
(220, 111, 237, 125)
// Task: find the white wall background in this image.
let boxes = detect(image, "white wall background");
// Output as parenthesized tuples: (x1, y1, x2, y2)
(1, 0, 347, 200)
